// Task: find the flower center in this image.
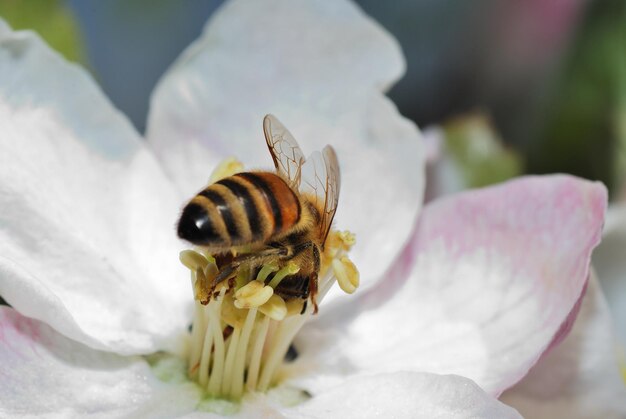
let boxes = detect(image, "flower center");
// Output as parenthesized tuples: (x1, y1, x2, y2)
(179, 230, 358, 400)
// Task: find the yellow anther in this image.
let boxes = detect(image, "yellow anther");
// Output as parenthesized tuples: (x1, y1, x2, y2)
(338, 230, 356, 250)
(194, 267, 211, 304)
(204, 261, 219, 281)
(234, 280, 274, 309)
(323, 230, 356, 261)
(259, 294, 287, 321)
(332, 256, 359, 294)
(285, 299, 306, 317)
(268, 263, 300, 289)
(221, 293, 247, 328)
(256, 262, 280, 283)
(180, 250, 209, 271)
(209, 157, 244, 183)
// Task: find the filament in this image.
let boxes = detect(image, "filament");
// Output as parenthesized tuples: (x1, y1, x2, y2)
(180, 229, 356, 400)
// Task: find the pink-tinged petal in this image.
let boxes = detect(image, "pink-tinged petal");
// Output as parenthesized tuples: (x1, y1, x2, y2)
(287, 372, 521, 419)
(501, 274, 626, 418)
(593, 203, 626, 344)
(297, 175, 606, 396)
(0, 22, 189, 354)
(0, 307, 201, 418)
(147, 0, 425, 300)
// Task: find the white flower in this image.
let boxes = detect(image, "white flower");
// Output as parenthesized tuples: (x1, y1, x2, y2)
(0, 1, 624, 417)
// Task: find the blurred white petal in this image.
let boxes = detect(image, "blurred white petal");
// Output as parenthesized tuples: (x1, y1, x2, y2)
(0, 307, 201, 418)
(0, 22, 189, 355)
(289, 372, 521, 419)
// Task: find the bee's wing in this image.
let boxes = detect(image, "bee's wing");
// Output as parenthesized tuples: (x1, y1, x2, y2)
(301, 145, 341, 248)
(263, 114, 305, 188)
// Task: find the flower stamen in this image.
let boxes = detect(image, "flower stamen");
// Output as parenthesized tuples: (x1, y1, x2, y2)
(267, 262, 300, 289)
(332, 257, 360, 294)
(234, 280, 273, 309)
(208, 157, 244, 183)
(181, 230, 359, 400)
(259, 294, 287, 320)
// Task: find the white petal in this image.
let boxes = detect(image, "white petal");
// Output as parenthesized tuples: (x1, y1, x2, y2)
(0, 307, 201, 418)
(287, 372, 521, 419)
(147, 0, 425, 298)
(501, 274, 626, 418)
(0, 22, 189, 354)
(593, 203, 626, 344)
(297, 175, 606, 396)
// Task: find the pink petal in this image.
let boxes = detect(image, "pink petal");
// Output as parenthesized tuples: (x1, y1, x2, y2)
(0, 307, 201, 417)
(297, 175, 606, 396)
(147, 0, 425, 300)
(501, 274, 626, 417)
(0, 21, 189, 354)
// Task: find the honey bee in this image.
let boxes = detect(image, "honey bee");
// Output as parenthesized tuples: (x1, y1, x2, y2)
(177, 114, 340, 313)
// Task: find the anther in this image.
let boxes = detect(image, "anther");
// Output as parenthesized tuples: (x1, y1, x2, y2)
(338, 230, 356, 249)
(285, 299, 306, 317)
(209, 157, 244, 183)
(234, 280, 274, 309)
(180, 249, 210, 271)
(259, 294, 287, 320)
(193, 267, 211, 304)
(332, 256, 359, 294)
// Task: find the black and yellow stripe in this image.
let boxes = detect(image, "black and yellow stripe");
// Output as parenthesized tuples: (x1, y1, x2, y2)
(177, 171, 302, 248)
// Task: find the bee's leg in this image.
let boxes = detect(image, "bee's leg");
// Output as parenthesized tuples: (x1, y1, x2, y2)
(212, 245, 289, 292)
(213, 264, 237, 286)
(308, 272, 319, 314)
(308, 244, 321, 314)
(209, 262, 249, 298)
(284, 241, 321, 314)
(233, 245, 289, 264)
(214, 246, 286, 281)
(287, 241, 314, 260)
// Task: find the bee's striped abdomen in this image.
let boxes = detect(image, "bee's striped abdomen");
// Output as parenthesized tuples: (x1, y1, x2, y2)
(177, 171, 301, 247)
(235, 172, 301, 236)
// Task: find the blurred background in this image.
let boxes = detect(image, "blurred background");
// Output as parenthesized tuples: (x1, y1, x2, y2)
(2, 0, 624, 200)
(1, 0, 625, 341)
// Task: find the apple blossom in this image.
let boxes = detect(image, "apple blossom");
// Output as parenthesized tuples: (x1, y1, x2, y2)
(0, 0, 623, 417)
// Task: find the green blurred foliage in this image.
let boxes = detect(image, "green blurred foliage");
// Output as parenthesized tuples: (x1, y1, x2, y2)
(444, 113, 523, 188)
(526, 0, 626, 197)
(0, 0, 85, 64)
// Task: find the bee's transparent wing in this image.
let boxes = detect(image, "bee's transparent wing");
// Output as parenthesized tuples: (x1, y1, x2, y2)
(301, 145, 341, 247)
(263, 114, 305, 188)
